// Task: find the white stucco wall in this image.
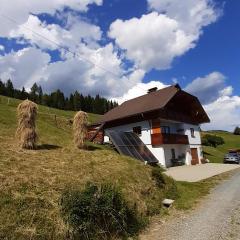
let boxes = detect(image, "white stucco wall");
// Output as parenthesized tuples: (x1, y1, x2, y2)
(105, 120, 167, 165)
(104, 120, 203, 167)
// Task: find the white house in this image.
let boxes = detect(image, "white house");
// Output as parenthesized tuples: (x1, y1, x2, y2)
(88, 84, 210, 167)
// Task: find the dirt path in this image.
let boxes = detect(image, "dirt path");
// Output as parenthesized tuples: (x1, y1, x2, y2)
(140, 170, 240, 240)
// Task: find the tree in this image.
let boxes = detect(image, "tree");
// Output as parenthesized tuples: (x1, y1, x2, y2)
(20, 87, 29, 100)
(73, 91, 81, 111)
(5, 79, 14, 97)
(37, 86, 43, 104)
(202, 134, 225, 148)
(30, 83, 39, 102)
(0, 80, 6, 95)
(234, 127, 240, 135)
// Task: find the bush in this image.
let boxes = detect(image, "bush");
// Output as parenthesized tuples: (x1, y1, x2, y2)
(234, 127, 240, 135)
(151, 167, 179, 200)
(151, 167, 166, 188)
(164, 177, 179, 200)
(202, 134, 225, 148)
(60, 183, 145, 240)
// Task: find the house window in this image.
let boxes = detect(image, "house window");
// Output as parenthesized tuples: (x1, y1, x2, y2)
(190, 128, 195, 137)
(161, 126, 170, 134)
(133, 126, 142, 136)
(171, 149, 176, 159)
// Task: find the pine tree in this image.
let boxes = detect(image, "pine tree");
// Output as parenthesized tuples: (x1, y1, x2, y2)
(30, 83, 39, 103)
(0, 80, 6, 95)
(20, 87, 28, 100)
(5, 79, 14, 97)
(37, 86, 43, 104)
(73, 91, 81, 111)
(234, 127, 240, 135)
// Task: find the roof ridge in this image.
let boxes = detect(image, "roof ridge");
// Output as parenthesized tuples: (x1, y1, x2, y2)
(122, 84, 175, 104)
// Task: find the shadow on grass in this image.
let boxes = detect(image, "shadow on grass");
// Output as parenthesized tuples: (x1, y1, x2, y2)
(85, 145, 104, 151)
(37, 144, 62, 150)
(203, 151, 213, 156)
(84, 143, 114, 152)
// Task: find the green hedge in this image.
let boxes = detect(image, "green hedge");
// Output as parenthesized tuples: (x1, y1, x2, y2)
(202, 134, 225, 148)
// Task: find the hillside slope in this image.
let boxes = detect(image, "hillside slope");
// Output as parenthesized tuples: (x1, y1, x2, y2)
(0, 96, 168, 239)
(203, 131, 240, 163)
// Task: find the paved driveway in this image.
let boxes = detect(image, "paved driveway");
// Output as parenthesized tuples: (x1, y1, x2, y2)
(164, 163, 240, 182)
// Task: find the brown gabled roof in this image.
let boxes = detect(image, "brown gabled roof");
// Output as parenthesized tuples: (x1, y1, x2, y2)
(97, 84, 210, 125)
(99, 85, 179, 123)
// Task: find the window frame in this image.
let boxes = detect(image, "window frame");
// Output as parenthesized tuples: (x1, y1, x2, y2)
(161, 126, 170, 134)
(133, 126, 142, 136)
(190, 128, 195, 138)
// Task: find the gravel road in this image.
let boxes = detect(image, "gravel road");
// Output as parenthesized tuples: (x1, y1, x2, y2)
(140, 170, 240, 240)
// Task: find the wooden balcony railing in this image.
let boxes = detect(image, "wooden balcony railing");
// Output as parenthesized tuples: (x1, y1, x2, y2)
(151, 133, 189, 146)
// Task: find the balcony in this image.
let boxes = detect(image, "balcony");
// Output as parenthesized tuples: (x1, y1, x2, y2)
(151, 133, 189, 146)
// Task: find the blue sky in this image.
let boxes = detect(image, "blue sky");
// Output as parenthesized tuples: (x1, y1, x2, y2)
(0, 0, 239, 130)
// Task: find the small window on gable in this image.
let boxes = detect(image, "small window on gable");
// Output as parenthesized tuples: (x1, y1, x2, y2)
(133, 126, 142, 136)
(190, 128, 195, 138)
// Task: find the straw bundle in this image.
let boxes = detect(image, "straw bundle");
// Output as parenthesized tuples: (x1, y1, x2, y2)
(16, 100, 38, 149)
(73, 111, 88, 149)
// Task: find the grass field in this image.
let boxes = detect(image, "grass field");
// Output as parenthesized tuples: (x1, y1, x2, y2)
(0, 96, 174, 239)
(203, 131, 240, 163)
(0, 95, 238, 239)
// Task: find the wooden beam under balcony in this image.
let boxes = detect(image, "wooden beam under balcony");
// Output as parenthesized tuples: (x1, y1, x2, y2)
(151, 133, 189, 146)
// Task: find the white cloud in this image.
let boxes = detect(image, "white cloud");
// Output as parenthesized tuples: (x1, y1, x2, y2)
(203, 95, 240, 131)
(113, 80, 168, 104)
(0, 45, 141, 98)
(184, 71, 239, 131)
(0, 0, 102, 37)
(10, 14, 102, 51)
(148, 0, 219, 34)
(109, 0, 220, 71)
(185, 72, 229, 104)
(0, 48, 50, 88)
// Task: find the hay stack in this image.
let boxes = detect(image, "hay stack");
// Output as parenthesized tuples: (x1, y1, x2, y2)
(73, 111, 88, 149)
(16, 100, 38, 149)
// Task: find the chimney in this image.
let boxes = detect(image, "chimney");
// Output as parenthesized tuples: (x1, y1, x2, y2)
(148, 87, 158, 94)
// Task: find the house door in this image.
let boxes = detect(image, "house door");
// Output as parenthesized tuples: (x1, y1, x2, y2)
(191, 148, 199, 165)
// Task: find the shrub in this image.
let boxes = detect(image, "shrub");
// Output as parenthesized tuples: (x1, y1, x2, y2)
(164, 177, 179, 200)
(60, 183, 144, 240)
(151, 167, 166, 188)
(202, 134, 225, 148)
(234, 127, 240, 135)
(151, 167, 179, 199)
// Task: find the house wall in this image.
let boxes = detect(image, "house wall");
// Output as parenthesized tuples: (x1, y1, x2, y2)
(183, 123, 202, 163)
(104, 120, 167, 165)
(104, 120, 203, 167)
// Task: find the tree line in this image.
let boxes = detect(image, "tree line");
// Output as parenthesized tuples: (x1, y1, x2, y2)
(0, 79, 118, 114)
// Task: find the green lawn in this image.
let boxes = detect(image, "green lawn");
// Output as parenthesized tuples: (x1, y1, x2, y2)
(203, 131, 240, 163)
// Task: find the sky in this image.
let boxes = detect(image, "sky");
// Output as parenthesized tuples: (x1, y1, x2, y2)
(0, 0, 239, 131)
